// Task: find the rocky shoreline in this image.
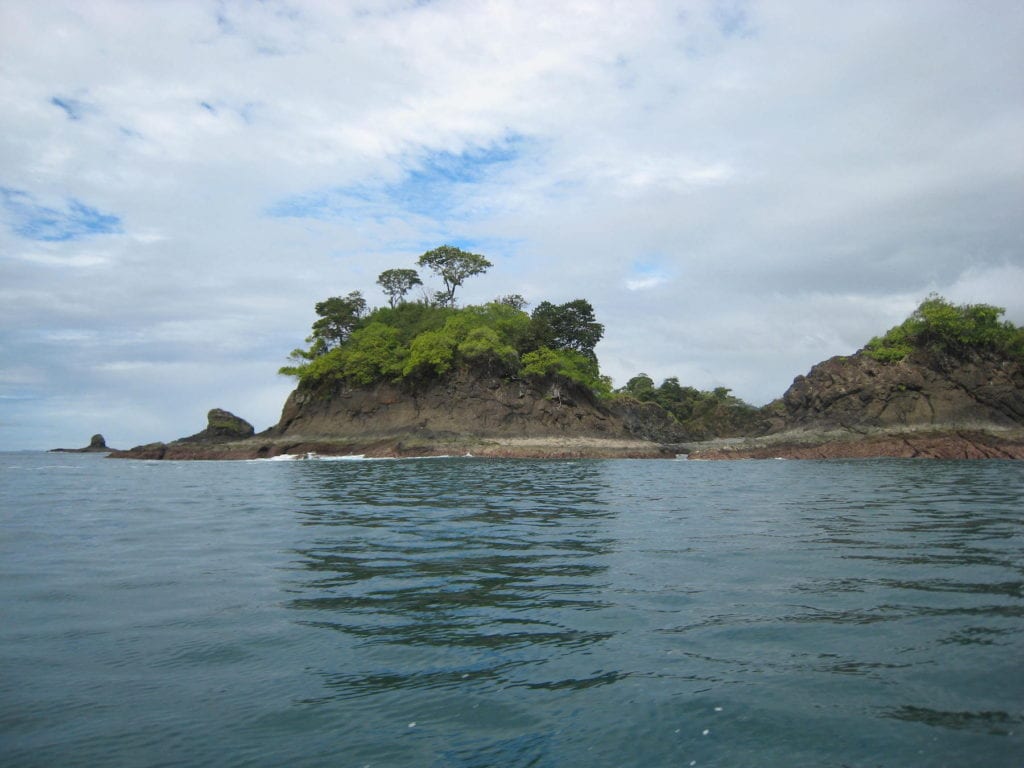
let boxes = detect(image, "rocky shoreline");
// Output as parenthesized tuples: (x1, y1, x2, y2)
(682, 426, 1024, 460)
(106, 336, 1023, 462)
(109, 435, 674, 461)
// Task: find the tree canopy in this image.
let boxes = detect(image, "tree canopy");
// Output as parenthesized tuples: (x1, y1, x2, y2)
(311, 291, 367, 350)
(614, 374, 763, 438)
(864, 295, 1024, 362)
(280, 252, 611, 396)
(530, 299, 604, 361)
(376, 268, 422, 308)
(417, 245, 492, 308)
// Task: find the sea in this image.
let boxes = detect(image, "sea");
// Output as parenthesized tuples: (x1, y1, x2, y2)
(1, 452, 1021, 768)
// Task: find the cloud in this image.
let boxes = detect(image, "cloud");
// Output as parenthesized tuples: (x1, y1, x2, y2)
(626, 276, 668, 292)
(0, 0, 1022, 449)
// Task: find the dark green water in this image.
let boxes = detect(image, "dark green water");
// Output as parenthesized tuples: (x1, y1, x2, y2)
(1, 453, 1022, 767)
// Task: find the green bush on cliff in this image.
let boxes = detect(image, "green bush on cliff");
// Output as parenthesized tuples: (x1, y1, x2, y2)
(280, 247, 612, 395)
(520, 347, 612, 396)
(614, 374, 763, 438)
(864, 295, 1023, 363)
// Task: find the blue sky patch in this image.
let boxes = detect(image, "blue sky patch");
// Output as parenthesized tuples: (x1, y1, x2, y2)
(712, 0, 755, 39)
(268, 136, 526, 223)
(1, 188, 123, 241)
(51, 96, 89, 121)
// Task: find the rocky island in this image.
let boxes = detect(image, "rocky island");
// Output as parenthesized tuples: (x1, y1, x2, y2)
(51, 434, 118, 453)
(109, 248, 1023, 461)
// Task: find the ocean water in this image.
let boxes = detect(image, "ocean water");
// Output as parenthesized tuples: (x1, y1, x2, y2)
(1, 453, 1022, 768)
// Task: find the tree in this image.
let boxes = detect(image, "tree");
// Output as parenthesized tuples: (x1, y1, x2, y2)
(520, 347, 611, 396)
(417, 245, 492, 308)
(864, 294, 1024, 362)
(495, 293, 528, 311)
(622, 373, 656, 400)
(457, 327, 519, 374)
(310, 291, 367, 351)
(530, 299, 604, 361)
(402, 328, 457, 378)
(376, 268, 422, 308)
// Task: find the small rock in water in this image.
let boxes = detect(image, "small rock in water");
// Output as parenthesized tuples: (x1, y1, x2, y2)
(702, 729, 710, 736)
(407, 722, 416, 728)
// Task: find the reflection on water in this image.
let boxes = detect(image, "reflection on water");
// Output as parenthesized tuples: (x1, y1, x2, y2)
(3, 455, 1022, 767)
(285, 460, 618, 701)
(272, 458, 1024, 766)
(883, 705, 1023, 736)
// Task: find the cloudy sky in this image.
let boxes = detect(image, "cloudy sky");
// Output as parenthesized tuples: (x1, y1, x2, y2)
(1, 0, 1022, 450)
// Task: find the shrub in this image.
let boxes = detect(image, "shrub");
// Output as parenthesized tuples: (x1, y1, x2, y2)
(864, 295, 1021, 362)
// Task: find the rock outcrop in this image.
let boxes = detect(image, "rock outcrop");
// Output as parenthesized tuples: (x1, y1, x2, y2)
(51, 434, 118, 453)
(770, 349, 1023, 430)
(686, 348, 1024, 459)
(110, 346, 1024, 461)
(182, 408, 256, 442)
(109, 409, 256, 460)
(111, 376, 673, 459)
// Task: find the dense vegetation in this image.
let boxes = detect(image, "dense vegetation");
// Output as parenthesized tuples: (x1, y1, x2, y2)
(864, 295, 1024, 363)
(280, 245, 611, 394)
(281, 244, 766, 442)
(615, 374, 764, 437)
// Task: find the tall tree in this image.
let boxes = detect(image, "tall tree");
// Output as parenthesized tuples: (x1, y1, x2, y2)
(495, 293, 528, 311)
(530, 299, 604, 361)
(310, 290, 367, 351)
(417, 245, 492, 308)
(376, 268, 422, 308)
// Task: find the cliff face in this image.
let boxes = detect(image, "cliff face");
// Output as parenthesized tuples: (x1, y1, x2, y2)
(110, 343, 1024, 461)
(687, 348, 1024, 459)
(112, 372, 675, 459)
(271, 371, 634, 442)
(772, 349, 1024, 431)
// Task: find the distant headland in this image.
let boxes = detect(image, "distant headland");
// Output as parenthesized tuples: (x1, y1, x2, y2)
(103, 247, 1023, 460)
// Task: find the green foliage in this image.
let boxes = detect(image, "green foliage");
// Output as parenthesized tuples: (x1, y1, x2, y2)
(457, 327, 519, 373)
(864, 294, 1022, 362)
(362, 301, 453, 344)
(310, 291, 367, 350)
(336, 323, 405, 384)
(521, 347, 611, 396)
(495, 293, 528, 311)
(622, 373, 656, 399)
(460, 302, 534, 352)
(376, 268, 422, 308)
(402, 328, 457, 378)
(417, 245, 492, 308)
(614, 375, 762, 438)
(530, 299, 604, 361)
(280, 249, 617, 398)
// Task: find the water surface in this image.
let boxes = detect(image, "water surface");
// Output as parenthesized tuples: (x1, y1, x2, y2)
(1, 453, 1021, 766)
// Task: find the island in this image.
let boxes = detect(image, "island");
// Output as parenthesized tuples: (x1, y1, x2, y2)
(110, 248, 1024, 460)
(51, 434, 119, 453)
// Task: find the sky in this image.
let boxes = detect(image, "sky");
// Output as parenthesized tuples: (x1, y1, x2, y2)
(1, 0, 1022, 450)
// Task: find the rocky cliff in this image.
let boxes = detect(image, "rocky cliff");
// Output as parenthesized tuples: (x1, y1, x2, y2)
(112, 373, 675, 459)
(109, 326, 1024, 461)
(772, 348, 1023, 430)
(687, 348, 1024, 459)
